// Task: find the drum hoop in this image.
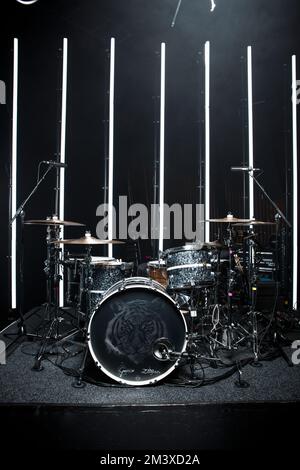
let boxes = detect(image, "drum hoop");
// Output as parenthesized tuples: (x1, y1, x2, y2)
(167, 263, 212, 271)
(91, 261, 123, 267)
(87, 276, 188, 386)
(163, 244, 208, 256)
(89, 277, 183, 316)
(148, 260, 166, 267)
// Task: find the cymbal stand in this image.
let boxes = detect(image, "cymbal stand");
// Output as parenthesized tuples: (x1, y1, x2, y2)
(8, 163, 54, 341)
(223, 223, 235, 350)
(247, 229, 261, 366)
(245, 168, 293, 364)
(32, 225, 77, 371)
(209, 224, 241, 352)
(72, 246, 93, 388)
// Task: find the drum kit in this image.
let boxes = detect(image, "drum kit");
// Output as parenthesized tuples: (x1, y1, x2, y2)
(21, 212, 279, 387)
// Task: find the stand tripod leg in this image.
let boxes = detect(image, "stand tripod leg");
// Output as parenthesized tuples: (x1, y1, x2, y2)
(72, 342, 88, 388)
(235, 361, 250, 388)
(32, 315, 56, 371)
(251, 309, 262, 367)
(273, 331, 294, 367)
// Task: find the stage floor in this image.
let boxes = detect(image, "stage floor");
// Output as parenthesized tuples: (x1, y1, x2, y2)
(1, 320, 300, 451)
(1, 341, 300, 405)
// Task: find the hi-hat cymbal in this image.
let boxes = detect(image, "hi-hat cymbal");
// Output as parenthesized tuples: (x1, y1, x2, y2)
(25, 217, 85, 227)
(53, 232, 124, 245)
(234, 219, 276, 226)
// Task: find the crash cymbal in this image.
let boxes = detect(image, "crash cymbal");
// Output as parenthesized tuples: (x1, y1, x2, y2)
(25, 217, 85, 227)
(234, 219, 276, 226)
(204, 215, 250, 223)
(53, 231, 124, 245)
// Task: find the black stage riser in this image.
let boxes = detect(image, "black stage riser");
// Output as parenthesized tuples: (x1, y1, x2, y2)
(1, 402, 299, 451)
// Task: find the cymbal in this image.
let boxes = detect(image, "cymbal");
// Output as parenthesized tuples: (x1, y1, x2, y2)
(204, 216, 250, 223)
(53, 233, 124, 245)
(204, 240, 224, 249)
(25, 217, 85, 227)
(234, 219, 276, 226)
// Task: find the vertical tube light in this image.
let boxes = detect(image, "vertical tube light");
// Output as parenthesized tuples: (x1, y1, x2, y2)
(108, 37, 115, 258)
(11, 38, 19, 310)
(159, 42, 166, 253)
(292, 55, 298, 310)
(59, 38, 68, 307)
(204, 41, 210, 242)
(247, 46, 254, 220)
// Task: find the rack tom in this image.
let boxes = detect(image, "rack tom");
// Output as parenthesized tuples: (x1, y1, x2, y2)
(163, 243, 216, 290)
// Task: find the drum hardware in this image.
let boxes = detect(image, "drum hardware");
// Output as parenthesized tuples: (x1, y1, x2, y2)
(235, 361, 250, 388)
(8, 162, 65, 340)
(72, 245, 94, 388)
(231, 166, 292, 365)
(204, 215, 251, 352)
(243, 229, 261, 366)
(31, 221, 83, 371)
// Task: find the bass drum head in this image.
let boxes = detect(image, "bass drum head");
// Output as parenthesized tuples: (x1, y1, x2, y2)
(88, 278, 187, 386)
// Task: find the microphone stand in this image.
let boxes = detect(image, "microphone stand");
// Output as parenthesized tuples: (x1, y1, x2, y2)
(244, 169, 293, 366)
(171, 0, 182, 28)
(248, 171, 291, 229)
(8, 164, 55, 339)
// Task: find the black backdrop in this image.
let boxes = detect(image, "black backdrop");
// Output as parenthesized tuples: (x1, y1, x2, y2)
(0, 0, 299, 322)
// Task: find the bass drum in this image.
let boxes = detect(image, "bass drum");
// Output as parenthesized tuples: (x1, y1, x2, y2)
(88, 277, 188, 386)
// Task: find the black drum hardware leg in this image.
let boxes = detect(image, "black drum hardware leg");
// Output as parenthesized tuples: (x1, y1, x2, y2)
(235, 361, 250, 389)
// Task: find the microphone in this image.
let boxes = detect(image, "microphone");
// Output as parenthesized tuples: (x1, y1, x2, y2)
(152, 338, 175, 362)
(42, 160, 68, 168)
(231, 166, 261, 172)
